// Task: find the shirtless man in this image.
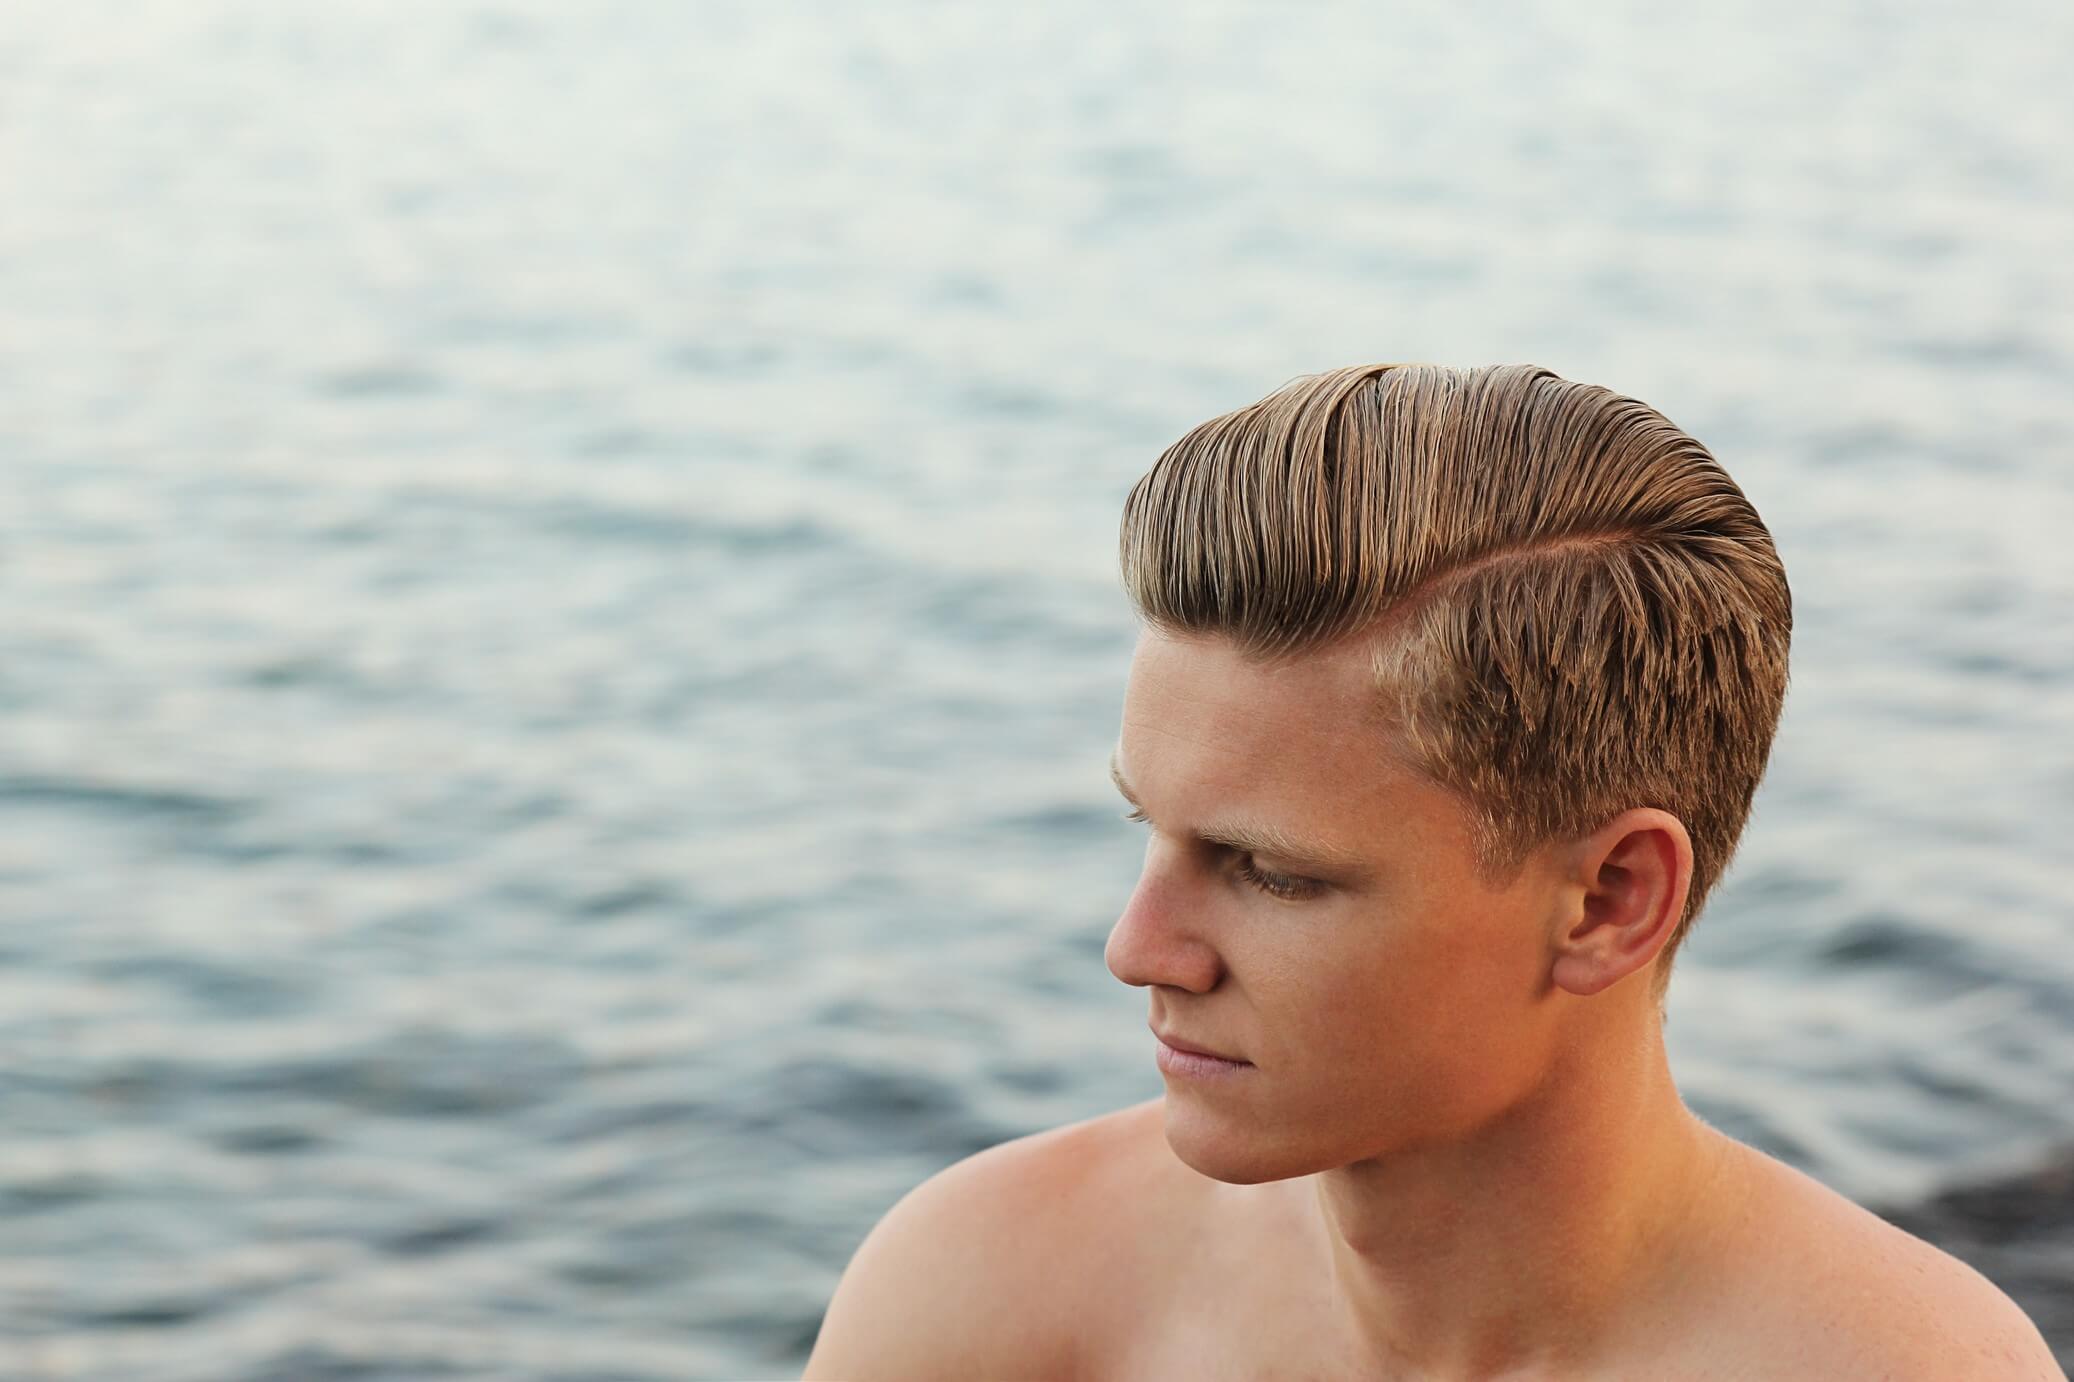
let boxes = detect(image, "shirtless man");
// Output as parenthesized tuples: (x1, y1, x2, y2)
(803, 364, 2061, 1380)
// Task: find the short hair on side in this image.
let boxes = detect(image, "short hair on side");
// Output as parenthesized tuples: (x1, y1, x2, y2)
(1117, 363, 1793, 1004)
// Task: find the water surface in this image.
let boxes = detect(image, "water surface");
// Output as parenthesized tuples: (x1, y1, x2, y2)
(2, 2, 2070, 1377)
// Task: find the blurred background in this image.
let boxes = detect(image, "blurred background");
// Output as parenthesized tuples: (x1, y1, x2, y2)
(3, 1, 2070, 1377)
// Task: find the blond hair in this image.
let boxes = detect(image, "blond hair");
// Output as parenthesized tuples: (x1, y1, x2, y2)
(1118, 363, 1792, 1001)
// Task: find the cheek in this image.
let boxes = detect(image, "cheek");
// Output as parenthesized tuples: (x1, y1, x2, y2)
(1256, 934, 1429, 1067)
(1271, 915, 1528, 1079)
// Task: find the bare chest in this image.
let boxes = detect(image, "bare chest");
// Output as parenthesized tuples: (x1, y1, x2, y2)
(1088, 1310, 1830, 1382)
(1060, 1235, 1840, 1382)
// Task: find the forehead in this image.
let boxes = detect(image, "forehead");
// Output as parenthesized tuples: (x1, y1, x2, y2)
(1116, 627, 1418, 824)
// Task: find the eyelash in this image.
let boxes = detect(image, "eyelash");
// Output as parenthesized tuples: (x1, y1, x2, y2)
(1120, 807, 1321, 902)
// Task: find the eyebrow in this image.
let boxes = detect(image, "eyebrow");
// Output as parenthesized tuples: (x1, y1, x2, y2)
(1109, 747, 1371, 883)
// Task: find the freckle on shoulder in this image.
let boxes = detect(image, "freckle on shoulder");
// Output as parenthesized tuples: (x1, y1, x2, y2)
(1735, 1151, 2061, 1379)
(1859, 1220, 2062, 1379)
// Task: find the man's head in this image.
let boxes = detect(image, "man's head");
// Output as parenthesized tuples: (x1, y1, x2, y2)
(1103, 363, 1790, 1181)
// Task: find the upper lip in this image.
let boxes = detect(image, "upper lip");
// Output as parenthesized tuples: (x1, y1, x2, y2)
(1152, 1025, 1248, 1063)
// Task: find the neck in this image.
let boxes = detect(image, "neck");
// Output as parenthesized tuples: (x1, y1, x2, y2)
(1300, 1008, 1740, 1379)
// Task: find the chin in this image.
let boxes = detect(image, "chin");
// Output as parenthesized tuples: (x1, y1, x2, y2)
(1160, 1092, 1335, 1185)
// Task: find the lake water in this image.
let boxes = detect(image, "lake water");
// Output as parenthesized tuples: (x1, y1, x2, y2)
(2, 2, 2070, 1377)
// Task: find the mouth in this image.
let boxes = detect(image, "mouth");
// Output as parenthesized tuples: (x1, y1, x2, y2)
(1151, 1024, 1253, 1077)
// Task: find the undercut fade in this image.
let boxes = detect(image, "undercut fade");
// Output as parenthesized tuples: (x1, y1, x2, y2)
(1118, 363, 1793, 1003)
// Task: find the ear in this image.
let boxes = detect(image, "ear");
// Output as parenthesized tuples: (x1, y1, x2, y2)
(1549, 808, 1693, 998)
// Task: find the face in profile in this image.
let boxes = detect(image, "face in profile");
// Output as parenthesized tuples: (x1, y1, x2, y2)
(1105, 626, 1574, 1184)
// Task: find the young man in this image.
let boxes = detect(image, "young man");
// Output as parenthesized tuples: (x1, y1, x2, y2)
(803, 364, 2059, 1380)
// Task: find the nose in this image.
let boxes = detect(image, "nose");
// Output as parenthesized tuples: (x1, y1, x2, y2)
(1104, 857, 1222, 994)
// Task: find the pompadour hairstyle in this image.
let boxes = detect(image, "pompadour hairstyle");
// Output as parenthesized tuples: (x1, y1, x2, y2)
(1118, 363, 1792, 1002)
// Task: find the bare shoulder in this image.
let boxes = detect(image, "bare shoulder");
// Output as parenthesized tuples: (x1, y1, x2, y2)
(801, 1098, 1177, 1381)
(1722, 1148, 2063, 1380)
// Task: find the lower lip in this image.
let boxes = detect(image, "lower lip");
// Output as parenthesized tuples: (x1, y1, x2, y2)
(1155, 1038, 1253, 1079)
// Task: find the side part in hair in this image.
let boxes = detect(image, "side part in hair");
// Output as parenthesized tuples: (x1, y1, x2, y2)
(1118, 364, 1792, 998)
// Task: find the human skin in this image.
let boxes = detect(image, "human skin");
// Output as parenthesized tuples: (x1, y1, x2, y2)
(1103, 622, 1738, 1375)
(802, 625, 2061, 1380)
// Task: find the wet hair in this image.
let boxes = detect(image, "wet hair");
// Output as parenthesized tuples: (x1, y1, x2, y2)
(1118, 363, 1792, 1003)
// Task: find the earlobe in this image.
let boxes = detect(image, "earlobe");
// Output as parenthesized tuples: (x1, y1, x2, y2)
(1551, 948, 1626, 997)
